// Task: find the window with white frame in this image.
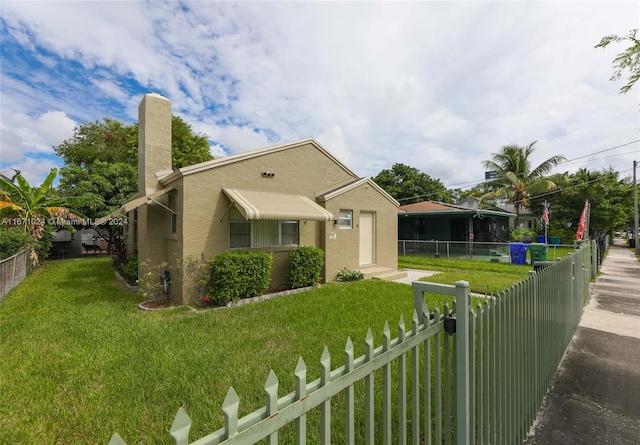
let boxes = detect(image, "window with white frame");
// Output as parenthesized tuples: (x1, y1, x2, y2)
(229, 207, 299, 248)
(338, 209, 353, 229)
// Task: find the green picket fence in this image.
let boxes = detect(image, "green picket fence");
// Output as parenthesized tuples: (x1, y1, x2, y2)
(109, 242, 596, 445)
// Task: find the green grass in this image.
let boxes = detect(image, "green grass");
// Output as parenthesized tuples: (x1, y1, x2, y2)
(1, 257, 461, 444)
(399, 255, 531, 295)
(1, 254, 540, 443)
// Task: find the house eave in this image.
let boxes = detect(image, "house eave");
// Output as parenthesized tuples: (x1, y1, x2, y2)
(399, 209, 515, 218)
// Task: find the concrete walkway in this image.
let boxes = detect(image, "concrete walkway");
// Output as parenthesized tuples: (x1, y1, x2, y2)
(393, 268, 442, 285)
(524, 238, 640, 444)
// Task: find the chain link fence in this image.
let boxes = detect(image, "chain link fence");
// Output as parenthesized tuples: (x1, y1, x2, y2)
(0, 250, 28, 301)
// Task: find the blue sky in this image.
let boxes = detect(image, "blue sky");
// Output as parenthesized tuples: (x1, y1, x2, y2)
(1, 1, 639, 190)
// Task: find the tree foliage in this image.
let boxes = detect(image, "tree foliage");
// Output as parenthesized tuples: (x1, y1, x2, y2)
(480, 141, 567, 226)
(55, 116, 213, 171)
(529, 168, 633, 239)
(0, 168, 92, 265)
(372, 163, 451, 204)
(170, 116, 213, 169)
(55, 115, 213, 252)
(596, 29, 640, 94)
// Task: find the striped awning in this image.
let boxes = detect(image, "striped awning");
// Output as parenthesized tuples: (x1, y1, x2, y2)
(223, 188, 334, 221)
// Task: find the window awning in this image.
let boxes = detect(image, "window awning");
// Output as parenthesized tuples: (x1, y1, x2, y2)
(223, 188, 334, 221)
(95, 188, 174, 225)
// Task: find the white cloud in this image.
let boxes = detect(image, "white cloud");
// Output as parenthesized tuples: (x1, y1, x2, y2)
(1, 109, 76, 163)
(1, 157, 62, 187)
(1, 0, 638, 192)
(315, 125, 353, 171)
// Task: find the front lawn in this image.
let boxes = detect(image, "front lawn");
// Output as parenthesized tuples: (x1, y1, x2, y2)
(399, 255, 531, 294)
(1, 257, 456, 444)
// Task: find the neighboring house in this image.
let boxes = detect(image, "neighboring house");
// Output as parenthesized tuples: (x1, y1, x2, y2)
(99, 93, 402, 304)
(496, 202, 538, 231)
(457, 196, 538, 231)
(398, 200, 514, 242)
(50, 227, 106, 258)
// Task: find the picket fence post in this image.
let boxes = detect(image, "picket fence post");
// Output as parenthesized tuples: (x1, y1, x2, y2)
(454, 280, 470, 445)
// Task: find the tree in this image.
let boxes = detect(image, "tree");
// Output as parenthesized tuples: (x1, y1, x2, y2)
(54, 116, 213, 169)
(0, 168, 92, 265)
(373, 163, 451, 204)
(55, 115, 213, 253)
(529, 168, 633, 239)
(170, 116, 213, 169)
(596, 29, 640, 94)
(481, 141, 567, 227)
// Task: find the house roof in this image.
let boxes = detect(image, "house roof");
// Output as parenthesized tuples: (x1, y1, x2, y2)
(223, 188, 334, 221)
(496, 202, 534, 216)
(399, 201, 460, 212)
(160, 138, 359, 186)
(398, 200, 514, 218)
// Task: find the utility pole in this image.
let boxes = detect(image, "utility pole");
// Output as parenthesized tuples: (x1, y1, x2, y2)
(634, 160, 639, 255)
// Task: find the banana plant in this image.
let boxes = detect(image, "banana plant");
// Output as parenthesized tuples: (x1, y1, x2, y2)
(0, 168, 93, 265)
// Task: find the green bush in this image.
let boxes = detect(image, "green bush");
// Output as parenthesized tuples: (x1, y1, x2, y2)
(510, 226, 536, 242)
(288, 246, 325, 288)
(111, 248, 138, 286)
(120, 254, 138, 286)
(336, 267, 364, 282)
(208, 251, 273, 303)
(0, 228, 31, 260)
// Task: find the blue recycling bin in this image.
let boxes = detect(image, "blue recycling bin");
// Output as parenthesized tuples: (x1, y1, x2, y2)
(509, 242, 528, 265)
(536, 235, 546, 243)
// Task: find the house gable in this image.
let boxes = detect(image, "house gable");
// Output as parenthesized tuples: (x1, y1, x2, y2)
(317, 178, 399, 207)
(161, 138, 359, 187)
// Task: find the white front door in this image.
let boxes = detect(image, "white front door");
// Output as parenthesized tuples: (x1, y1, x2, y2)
(359, 212, 375, 265)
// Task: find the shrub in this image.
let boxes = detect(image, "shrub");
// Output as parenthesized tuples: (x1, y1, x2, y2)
(510, 226, 536, 242)
(176, 254, 210, 307)
(120, 254, 138, 285)
(111, 248, 138, 286)
(336, 267, 364, 282)
(208, 251, 273, 303)
(288, 246, 325, 288)
(0, 227, 31, 260)
(138, 260, 172, 303)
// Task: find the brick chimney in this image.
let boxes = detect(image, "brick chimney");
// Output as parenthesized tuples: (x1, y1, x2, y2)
(138, 93, 172, 196)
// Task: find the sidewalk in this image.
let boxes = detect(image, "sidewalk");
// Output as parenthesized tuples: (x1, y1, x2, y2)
(524, 238, 640, 444)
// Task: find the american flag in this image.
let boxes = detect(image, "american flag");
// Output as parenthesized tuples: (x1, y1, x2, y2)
(542, 203, 549, 226)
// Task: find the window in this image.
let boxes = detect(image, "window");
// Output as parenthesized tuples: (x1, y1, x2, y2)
(229, 208, 298, 248)
(280, 221, 299, 245)
(230, 220, 251, 248)
(168, 193, 177, 234)
(339, 209, 353, 229)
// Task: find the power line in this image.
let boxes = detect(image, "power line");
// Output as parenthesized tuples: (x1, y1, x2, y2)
(507, 167, 634, 206)
(441, 141, 640, 191)
(396, 140, 640, 203)
(557, 140, 640, 165)
(399, 166, 635, 205)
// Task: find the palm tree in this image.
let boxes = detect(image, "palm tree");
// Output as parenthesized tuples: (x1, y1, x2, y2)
(0, 168, 92, 265)
(481, 141, 567, 227)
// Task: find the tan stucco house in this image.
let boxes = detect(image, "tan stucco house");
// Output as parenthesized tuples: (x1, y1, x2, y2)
(102, 93, 403, 304)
